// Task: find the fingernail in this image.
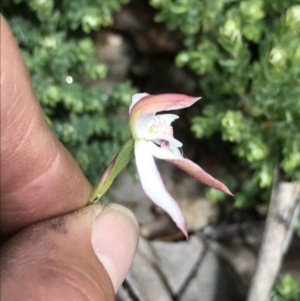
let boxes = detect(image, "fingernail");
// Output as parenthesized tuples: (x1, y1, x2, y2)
(91, 204, 139, 292)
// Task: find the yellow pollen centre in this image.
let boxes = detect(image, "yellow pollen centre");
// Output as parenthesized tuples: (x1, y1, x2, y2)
(148, 118, 173, 137)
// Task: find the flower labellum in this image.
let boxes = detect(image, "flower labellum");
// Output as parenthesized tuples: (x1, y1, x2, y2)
(91, 93, 233, 238)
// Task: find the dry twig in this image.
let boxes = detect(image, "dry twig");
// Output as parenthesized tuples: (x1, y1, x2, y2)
(247, 182, 300, 301)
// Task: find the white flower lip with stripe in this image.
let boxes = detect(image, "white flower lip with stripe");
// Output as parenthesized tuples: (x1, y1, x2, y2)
(129, 93, 233, 238)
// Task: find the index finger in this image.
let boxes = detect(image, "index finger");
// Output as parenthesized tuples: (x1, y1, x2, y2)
(0, 15, 92, 239)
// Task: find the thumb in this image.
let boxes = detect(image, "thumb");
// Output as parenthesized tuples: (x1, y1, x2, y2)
(0, 203, 139, 300)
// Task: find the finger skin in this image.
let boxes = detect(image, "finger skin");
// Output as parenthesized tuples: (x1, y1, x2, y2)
(1, 204, 139, 301)
(0, 15, 92, 238)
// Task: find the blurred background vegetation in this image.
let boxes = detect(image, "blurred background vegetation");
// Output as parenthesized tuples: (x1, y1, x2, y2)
(1, 0, 299, 219)
(270, 274, 300, 301)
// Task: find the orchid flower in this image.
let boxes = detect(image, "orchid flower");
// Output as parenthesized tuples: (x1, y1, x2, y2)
(91, 93, 232, 237)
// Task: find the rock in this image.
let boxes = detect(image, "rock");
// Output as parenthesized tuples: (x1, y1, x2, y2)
(113, 1, 183, 54)
(140, 215, 184, 241)
(84, 29, 135, 91)
(117, 236, 244, 301)
(116, 286, 134, 301)
(93, 30, 135, 82)
(109, 161, 220, 239)
(109, 169, 155, 225)
(281, 235, 300, 284)
(123, 238, 173, 301)
(151, 236, 204, 295)
(163, 165, 220, 232)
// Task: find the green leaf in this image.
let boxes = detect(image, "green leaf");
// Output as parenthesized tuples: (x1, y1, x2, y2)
(90, 138, 135, 203)
(270, 274, 300, 301)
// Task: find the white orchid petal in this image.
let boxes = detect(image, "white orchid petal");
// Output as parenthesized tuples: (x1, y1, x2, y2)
(134, 113, 155, 138)
(171, 147, 183, 158)
(149, 142, 233, 195)
(145, 135, 183, 148)
(163, 136, 182, 148)
(129, 93, 149, 113)
(135, 140, 187, 237)
(148, 142, 183, 159)
(148, 114, 179, 126)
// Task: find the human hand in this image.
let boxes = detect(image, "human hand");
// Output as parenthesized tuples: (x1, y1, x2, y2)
(0, 15, 139, 300)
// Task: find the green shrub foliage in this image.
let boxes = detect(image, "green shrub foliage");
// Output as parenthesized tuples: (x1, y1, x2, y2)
(270, 274, 300, 301)
(2, 0, 299, 207)
(1, 0, 136, 185)
(151, 0, 300, 206)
